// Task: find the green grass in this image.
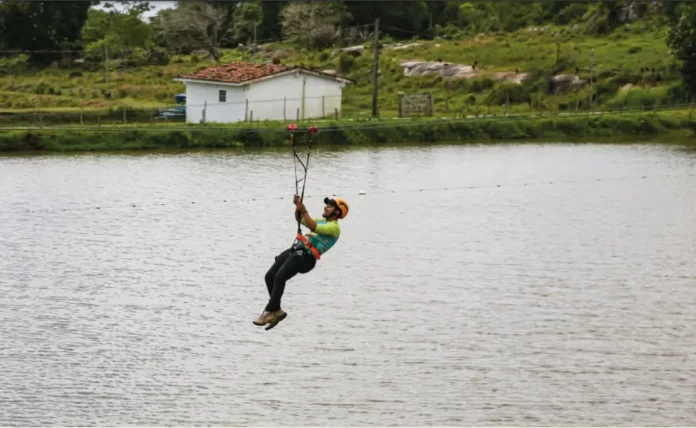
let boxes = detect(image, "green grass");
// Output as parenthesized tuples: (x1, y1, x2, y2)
(2, 109, 695, 152)
(0, 23, 687, 123)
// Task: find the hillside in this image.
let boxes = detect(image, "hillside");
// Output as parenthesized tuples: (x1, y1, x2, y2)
(0, 21, 687, 122)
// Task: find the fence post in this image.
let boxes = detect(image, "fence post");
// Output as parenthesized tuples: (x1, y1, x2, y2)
(123, 106, 126, 124)
(245, 99, 249, 121)
(250, 110, 253, 122)
(203, 101, 207, 124)
(322, 96, 325, 118)
(283, 97, 287, 121)
(297, 107, 300, 121)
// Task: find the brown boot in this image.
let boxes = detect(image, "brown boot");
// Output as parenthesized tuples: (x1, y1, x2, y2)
(253, 311, 276, 326)
(264, 310, 288, 331)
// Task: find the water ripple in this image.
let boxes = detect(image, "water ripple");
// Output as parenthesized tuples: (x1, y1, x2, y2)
(0, 143, 695, 426)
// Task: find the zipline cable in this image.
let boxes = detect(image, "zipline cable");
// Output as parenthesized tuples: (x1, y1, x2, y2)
(0, 172, 692, 217)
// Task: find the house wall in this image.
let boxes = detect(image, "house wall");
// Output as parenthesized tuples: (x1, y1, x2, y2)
(184, 82, 246, 124)
(245, 72, 345, 122)
(183, 71, 346, 124)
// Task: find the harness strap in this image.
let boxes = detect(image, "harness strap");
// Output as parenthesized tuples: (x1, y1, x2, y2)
(296, 234, 321, 260)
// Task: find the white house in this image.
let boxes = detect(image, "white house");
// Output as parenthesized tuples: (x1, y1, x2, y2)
(173, 62, 355, 124)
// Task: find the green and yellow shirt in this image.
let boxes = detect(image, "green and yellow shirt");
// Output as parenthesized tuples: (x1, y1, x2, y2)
(300, 217, 340, 256)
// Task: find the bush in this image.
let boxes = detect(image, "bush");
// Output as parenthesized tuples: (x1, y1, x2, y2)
(554, 3, 590, 25)
(336, 53, 355, 74)
(484, 83, 532, 105)
(603, 86, 672, 109)
(470, 77, 496, 93)
(308, 25, 339, 50)
(0, 54, 30, 74)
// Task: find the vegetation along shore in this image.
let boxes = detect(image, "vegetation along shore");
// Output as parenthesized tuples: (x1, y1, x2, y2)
(3, 1, 696, 151)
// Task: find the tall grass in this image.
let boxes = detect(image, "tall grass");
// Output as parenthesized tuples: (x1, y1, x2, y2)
(1, 110, 693, 152)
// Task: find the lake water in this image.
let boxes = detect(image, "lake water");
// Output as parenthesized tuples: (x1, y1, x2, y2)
(1, 142, 695, 426)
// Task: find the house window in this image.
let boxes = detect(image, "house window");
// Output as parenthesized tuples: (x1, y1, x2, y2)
(219, 90, 226, 103)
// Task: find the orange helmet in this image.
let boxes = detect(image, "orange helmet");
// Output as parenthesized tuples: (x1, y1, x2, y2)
(324, 197, 349, 219)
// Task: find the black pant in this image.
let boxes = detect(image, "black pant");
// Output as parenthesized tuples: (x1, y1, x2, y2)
(264, 246, 316, 312)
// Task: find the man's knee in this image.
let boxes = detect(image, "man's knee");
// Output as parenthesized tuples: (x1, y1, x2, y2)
(297, 258, 316, 274)
(264, 269, 275, 286)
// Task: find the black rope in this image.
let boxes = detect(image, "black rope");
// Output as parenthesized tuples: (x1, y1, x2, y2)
(290, 125, 317, 247)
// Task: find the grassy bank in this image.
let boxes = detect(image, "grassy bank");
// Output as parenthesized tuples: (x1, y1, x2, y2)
(0, 23, 690, 123)
(1, 109, 695, 153)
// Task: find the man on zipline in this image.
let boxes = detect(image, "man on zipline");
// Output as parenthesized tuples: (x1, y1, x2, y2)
(253, 194, 349, 330)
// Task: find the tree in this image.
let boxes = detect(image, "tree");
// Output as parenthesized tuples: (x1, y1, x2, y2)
(0, 0, 96, 64)
(233, 1, 263, 43)
(663, 1, 689, 25)
(102, 1, 152, 16)
(257, 1, 286, 41)
(345, 1, 428, 39)
(667, 4, 696, 95)
(81, 5, 153, 55)
(280, 1, 348, 50)
(425, 1, 458, 29)
(155, 2, 234, 60)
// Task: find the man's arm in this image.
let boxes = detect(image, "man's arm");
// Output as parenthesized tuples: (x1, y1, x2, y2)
(300, 210, 317, 231)
(295, 195, 317, 231)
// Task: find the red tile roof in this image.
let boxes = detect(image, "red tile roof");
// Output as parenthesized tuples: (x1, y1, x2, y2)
(177, 62, 351, 84)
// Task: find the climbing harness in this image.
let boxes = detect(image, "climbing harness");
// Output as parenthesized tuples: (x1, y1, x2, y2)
(289, 123, 319, 252)
(295, 234, 321, 260)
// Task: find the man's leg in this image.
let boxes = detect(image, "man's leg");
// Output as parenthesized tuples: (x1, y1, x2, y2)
(264, 248, 291, 297)
(254, 249, 293, 327)
(255, 250, 316, 328)
(265, 250, 305, 312)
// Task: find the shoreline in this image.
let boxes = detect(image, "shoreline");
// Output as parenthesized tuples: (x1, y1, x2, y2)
(1, 110, 695, 153)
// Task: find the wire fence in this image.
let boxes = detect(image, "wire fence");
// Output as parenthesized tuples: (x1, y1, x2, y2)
(2, 96, 695, 129)
(1, 102, 694, 135)
(0, 95, 348, 127)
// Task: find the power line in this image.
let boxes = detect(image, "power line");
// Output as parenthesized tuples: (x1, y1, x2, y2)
(0, 28, 376, 55)
(1, 173, 692, 217)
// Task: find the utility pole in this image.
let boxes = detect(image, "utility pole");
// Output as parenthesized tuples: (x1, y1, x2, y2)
(372, 18, 380, 118)
(104, 45, 110, 98)
(252, 22, 257, 63)
(589, 49, 594, 111)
